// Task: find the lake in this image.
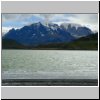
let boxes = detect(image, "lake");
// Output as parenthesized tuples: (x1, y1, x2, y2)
(1, 50, 98, 80)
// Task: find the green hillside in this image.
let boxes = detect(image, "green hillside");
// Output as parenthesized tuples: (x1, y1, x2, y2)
(2, 39, 27, 49)
(2, 33, 98, 50)
(35, 33, 98, 50)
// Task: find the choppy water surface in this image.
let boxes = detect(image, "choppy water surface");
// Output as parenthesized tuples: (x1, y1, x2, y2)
(2, 50, 98, 79)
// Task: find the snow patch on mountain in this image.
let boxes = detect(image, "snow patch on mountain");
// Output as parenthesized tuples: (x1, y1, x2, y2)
(61, 23, 82, 30)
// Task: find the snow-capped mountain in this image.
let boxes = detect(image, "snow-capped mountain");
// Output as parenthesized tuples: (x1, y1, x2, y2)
(60, 23, 82, 30)
(3, 22, 93, 46)
(60, 23, 93, 38)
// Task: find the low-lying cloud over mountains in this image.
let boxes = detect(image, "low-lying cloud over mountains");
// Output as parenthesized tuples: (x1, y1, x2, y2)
(2, 14, 98, 34)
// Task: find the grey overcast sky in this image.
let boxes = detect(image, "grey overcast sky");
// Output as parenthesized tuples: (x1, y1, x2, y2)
(2, 14, 98, 34)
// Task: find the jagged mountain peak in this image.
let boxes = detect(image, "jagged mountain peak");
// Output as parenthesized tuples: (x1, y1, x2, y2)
(60, 23, 82, 30)
(3, 22, 93, 46)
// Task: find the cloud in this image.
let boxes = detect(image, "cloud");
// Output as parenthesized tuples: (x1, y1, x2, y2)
(50, 14, 69, 22)
(2, 14, 98, 34)
(39, 14, 54, 22)
(66, 14, 98, 31)
(52, 14, 98, 31)
(2, 14, 18, 22)
(2, 14, 33, 22)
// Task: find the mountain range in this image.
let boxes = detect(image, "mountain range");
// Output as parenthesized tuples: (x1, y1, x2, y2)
(2, 22, 97, 49)
(2, 22, 93, 44)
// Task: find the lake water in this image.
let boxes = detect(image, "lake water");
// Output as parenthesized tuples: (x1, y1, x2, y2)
(1, 50, 98, 79)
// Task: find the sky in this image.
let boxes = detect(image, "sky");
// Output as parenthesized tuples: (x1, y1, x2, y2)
(2, 14, 98, 34)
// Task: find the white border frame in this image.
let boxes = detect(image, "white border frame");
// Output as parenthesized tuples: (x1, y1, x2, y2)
(0, 1, 99, 99)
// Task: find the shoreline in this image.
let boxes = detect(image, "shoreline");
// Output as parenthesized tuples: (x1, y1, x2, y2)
(2, 49, 98, 50)
(2, 79, 98, 86)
